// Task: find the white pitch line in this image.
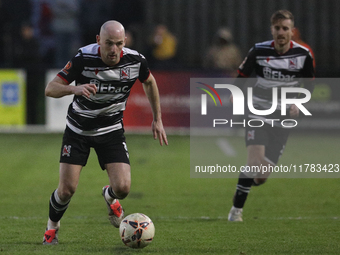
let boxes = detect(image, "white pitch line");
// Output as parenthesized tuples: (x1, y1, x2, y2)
(216, 138, 237, 157)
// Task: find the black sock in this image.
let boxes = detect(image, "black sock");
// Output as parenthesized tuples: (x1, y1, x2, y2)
(108, 186, 118, 199)
(233, 172, 253, 208)
(49, 190, 70, 223)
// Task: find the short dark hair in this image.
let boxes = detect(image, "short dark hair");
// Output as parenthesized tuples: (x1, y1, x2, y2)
(271, 10, 294, 26)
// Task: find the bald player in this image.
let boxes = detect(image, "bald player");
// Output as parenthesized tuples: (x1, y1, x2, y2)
(43, 20, 168, 245)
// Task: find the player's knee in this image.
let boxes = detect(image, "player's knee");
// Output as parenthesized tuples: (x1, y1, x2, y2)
(248, 156, 264, 167)
(113, 184, 130, 199)
(254, 177, 267, 185)
(58, 186, 76, 201)
(247, 154, 264, 168)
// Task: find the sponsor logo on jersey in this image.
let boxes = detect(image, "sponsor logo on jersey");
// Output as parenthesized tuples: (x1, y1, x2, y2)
(120, 67, 130, 80)
(90, 79, 129, 94)
(263, 67, 296, 81)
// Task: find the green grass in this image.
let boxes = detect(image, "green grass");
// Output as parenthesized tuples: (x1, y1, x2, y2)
(0, 132, 339, 254)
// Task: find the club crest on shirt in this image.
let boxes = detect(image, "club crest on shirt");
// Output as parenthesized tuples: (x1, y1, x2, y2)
(62, 145, 71, 157)
(120, 67, 130, 80)
(247, 130, 255, 140)
(288, 58, 298, 69)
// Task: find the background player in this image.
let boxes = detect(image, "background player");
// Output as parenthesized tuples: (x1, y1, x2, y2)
(228, 10, 315, 221)
(43, 20, 168, 244)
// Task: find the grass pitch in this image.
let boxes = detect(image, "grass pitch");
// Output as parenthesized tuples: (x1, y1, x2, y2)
(0, 131, 339, 254)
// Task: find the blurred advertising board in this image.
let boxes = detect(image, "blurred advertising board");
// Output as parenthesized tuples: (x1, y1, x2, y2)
(45, 70, 73, 131)
(123, 71, 191, 131)
(0, 70, 26, 125)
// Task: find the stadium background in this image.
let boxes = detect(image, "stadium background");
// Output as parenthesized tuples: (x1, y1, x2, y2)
(0, 0, 339, 130)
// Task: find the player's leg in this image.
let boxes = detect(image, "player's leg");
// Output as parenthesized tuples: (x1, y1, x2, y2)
(228, 144, 267, 221)
(105, 162, 131, 200)
(102, 163, 131, 227)
(43, 127, 90, 244)
(229, 125, 289, 221)
(228, 125, 270, 222)
(43, 163, 82, 244)
(50, 163, 82, 224)
(248, 145, 273, 185)
(95, 129, 131, 227)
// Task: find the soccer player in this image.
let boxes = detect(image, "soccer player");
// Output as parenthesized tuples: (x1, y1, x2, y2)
(228, 10, 315, 221)
(43, 20, 168, 244)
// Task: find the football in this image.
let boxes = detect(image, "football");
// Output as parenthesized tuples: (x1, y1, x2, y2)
(119, 213, 155, 249)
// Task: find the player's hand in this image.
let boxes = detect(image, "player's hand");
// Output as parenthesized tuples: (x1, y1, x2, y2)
(152, 119, 168, 146)
(73, 84, 97, 98)
(289, 104, 300, 118)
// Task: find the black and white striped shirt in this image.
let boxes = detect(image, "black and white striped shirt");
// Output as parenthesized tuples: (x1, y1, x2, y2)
(58, 43, 150, 136)
(237, 40, 314, 124)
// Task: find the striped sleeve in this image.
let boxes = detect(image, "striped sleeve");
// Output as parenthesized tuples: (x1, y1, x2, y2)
(238, 46, 256, 77)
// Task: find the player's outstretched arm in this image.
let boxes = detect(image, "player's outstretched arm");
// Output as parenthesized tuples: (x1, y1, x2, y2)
(142, 73, 168, 146)
(45, 76, 97, 98)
